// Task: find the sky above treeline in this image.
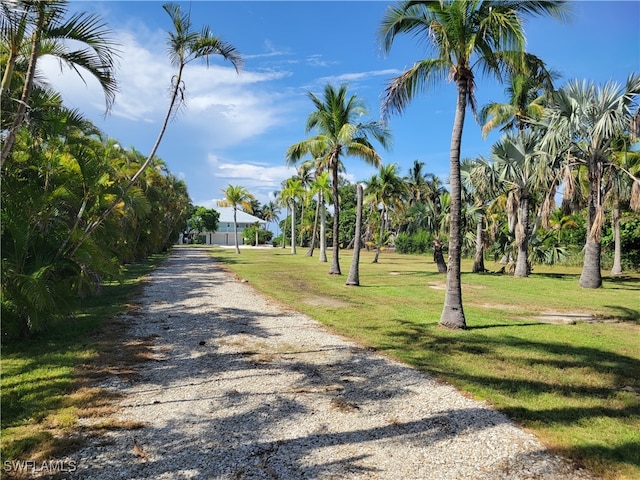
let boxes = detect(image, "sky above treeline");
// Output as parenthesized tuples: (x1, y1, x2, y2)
(43, 1, 640, 208)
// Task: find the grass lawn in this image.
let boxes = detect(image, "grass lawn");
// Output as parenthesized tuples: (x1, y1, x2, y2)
(209, 245, 640, 480)
(0, 253, 167, 470)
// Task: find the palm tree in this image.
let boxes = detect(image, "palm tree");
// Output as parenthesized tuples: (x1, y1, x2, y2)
(492, 130, 553, 277)
(543, 74, 640, 288)
(462, 157, 500, 273)
(379, 0, 568, 329)
(365, 163, 406, 263)
(218, 185, 255, 254)
(286, 83, 391, 275)
(279, 178, 304, 254)
(606, 144, 640, 276)
(261, 201, 281, 237)
(309, 171, 332, 262)
(66, 2, 242, 257)
(479, 59, 560, 137)
(1, 0, 119, 167)
(346, 184, 364, 286)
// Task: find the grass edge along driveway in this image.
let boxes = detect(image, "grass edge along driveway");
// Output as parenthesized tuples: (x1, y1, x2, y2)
(210, 246, 640, 480)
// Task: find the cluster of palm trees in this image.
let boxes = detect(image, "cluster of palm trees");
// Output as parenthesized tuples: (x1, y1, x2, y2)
(1, 1, 242, 339)
(280, 1, 639, 331)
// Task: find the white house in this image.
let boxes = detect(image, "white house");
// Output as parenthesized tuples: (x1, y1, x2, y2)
(180, 207, 266, 246)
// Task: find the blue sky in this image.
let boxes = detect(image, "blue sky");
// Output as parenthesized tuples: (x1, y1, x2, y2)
(44, 1, 640, 208)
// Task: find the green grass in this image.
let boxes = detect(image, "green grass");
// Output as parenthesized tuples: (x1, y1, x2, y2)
(0, 252, 168, 465)
(209, 245, 640, 480)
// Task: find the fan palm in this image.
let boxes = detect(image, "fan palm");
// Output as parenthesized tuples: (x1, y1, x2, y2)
(286, 83, 391, 274)
(379, 0, 568, 328)
(542, 74, 640, 288)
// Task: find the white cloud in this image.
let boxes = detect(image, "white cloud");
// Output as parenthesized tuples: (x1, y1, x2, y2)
(39, 27, 297, 148)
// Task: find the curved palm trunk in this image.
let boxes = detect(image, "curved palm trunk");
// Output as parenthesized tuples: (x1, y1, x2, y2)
(290, 200, 297, 254)
(372, 207, 385, 264)
(611, 206, 623, 276)
(433, 238, 448, 273)
(329, 163, 341, 274)
(319, 192, 328, 262)
(514, 196, 530, 277)
(579, 159, 603, 288)
(306, 194, 320, 256)
(233, 208, 240, 254)
(439, 80, 467, 329)
(472, 215, 486, 273)
(346, 184, 364, 286)
(67, 62, 186, 259)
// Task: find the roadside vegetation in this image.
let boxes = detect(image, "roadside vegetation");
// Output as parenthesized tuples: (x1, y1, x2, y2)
(211, 246, 639, 480)
(0, 253, 166, 469)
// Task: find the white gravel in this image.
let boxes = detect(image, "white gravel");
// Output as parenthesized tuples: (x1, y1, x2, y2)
(69, 247, 595, 479)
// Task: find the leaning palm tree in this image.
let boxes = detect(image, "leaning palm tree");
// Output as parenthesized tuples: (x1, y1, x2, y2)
(286, 83, 391, 275)
(1, 0, 119, 167)
(218, 185, 255, 254)
(66, 2, 242, 258)
(379, 0, 568, 329)
(542, 74, 640, 288)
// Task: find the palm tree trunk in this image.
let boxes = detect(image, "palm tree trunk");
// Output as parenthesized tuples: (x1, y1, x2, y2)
(611, 206, 623, 276)
(433, 238, 448, 273)
(233, 208, 240, 254)
(372, 207, 385, 263)
(281, 206, 288, 249)
(329, 162, 341, 274)
(346, 184, 364, 286)
(290, 200, 297, 254)
(306, 195, 320, 256)
(319, 194, 327, 262)
(439, 80, 467, 329)
(579, 159, 603, 288)
(514, 196, 530, 277)
(472, 215, 485, 273)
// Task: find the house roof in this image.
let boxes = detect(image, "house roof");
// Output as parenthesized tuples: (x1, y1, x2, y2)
(216, 207, 264, 224)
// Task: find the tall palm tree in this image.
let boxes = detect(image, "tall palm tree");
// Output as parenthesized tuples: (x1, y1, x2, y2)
(1, 0, 119, 167)
(279, 178, 304, 254)
(605, 143, 640, 276)
(67, 2, 242, 257)
(286, 83, 391, 275)
(365, 163, 407, 263)
(309, 170, 332, 262)
(379, 0, 568, 329)
(543, 74, 640, 288)
(218, 185, 255, 254)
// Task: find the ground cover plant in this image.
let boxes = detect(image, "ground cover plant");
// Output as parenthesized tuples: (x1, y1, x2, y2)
(0, 253, 167, 470)
(210, 246, 640, 480)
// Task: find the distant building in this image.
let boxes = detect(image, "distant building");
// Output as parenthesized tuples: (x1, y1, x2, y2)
(180, 207, 266, 246)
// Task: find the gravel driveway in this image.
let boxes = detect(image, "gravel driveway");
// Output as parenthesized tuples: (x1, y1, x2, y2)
(70, 247, 594, 479)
